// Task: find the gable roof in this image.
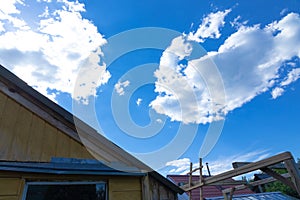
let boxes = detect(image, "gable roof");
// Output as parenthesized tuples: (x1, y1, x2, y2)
(0, 64, 184, 194)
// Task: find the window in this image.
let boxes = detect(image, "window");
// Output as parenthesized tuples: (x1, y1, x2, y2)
(22, 181, 107, 200)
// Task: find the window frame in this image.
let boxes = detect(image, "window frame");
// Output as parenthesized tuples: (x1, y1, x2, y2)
(22, 181, 107, 200)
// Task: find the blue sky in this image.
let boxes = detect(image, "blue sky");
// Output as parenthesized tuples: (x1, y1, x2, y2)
(0, 0, 300, 176)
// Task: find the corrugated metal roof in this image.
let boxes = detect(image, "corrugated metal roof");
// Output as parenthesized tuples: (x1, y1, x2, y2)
(205, 192, 300, 200)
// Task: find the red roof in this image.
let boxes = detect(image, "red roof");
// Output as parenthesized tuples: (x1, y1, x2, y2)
(167, 175, 254, 200)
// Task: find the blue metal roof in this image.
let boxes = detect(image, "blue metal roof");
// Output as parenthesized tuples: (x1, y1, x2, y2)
(0, 158, 185, 194)
(0, 158, 146, 176)
(205, 192, 300, 200)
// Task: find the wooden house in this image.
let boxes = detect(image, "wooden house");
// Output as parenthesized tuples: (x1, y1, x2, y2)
(0, 64, 183, 199)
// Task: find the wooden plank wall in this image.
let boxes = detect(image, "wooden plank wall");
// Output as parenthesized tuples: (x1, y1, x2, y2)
(0, 91, 177, 200)
(0, 91, 93, 162)
(0, 82, 153, 169)
(0, 177, 24, 200)
(148, 176, 177, 200)
(109, 177, 142, 200)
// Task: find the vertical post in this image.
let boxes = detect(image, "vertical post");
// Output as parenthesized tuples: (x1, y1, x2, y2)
(229, 188, 235, 200)
(206, 162, 211, 176)
(223, 193, 229, 200)
(189, 162, 193, 200)
(199, 158, 203, 200)
(142, 175, 151, 200)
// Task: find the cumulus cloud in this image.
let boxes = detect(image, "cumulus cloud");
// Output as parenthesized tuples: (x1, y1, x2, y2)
(188, 9, 231, 42)
(0, 0, 109, 103)
(114, 80, 130, 96)
(151, 12, 300, 124)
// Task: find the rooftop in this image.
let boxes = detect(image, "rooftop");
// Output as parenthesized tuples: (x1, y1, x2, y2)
(0, 157, 145, 176)
(167, 174, 254, 200)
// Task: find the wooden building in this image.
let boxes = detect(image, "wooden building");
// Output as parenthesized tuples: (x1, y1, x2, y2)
(0, 65, 183, 199)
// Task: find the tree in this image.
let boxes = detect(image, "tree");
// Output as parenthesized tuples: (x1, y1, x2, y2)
(263, 159, 300, 198)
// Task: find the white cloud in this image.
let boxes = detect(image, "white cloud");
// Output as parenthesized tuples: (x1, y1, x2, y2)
(0, 0, 109, 103)
(58, 0, 85, 12)
(150, 34, 221, 124)
(270, 68, 300, 99)
(0, 0, 29, 31)
(0, 22, 5, 32)
(280, 8, 288, 16)
(0, 30, 48, 51)
(230, 15, 248, 29)
(188, 9, 231, 42)
(165, 158, 191, 175)
(151, 12, 300, 124)
(163, 150, 270, 176)
(73, 51, 111, 104)
(156, 118, 163, 124)
(114, 80, 130, 96)
(37, 0, 52, 2)
(281, 68, 300, 86)
(271, 87, 284, 99)
(38, 6, 49, 18)
(0, 0, 24, 15)
(136, 98, 142, 106)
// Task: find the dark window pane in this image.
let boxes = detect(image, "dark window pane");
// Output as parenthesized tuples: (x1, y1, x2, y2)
(25, 183, 106, 200)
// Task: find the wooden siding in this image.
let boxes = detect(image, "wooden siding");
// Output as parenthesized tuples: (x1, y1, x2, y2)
(148, 176, 177, 200)
(0, 91, 93, 162)
(0, 177, 24, 200)
(0, 74, 180, 199)
(109, 177, 142, 200)
(0, 90, 146, 199)
(0, 80, 153, 170)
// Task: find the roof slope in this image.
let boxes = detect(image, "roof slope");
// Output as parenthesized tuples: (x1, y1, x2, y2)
(0, 64, 143, 169)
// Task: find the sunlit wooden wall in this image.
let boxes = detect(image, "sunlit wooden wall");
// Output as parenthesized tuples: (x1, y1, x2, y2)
(0, 91, 145, 200)
(0, 91, 93, 162)
(0, 177, 24, 200)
